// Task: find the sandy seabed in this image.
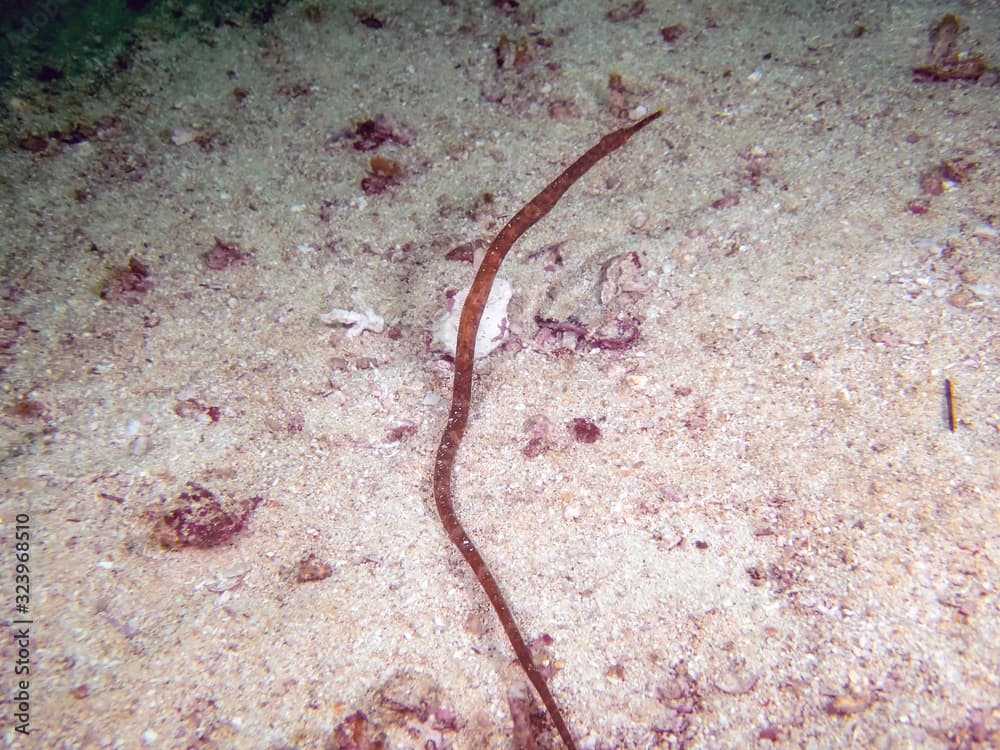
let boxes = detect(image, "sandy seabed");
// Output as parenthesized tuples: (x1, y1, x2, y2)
(1, 1, 998, 748)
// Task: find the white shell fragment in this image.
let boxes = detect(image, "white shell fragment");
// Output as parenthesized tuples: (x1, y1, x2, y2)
(319, 307, 385, 337)
(432, 278, 512, 359)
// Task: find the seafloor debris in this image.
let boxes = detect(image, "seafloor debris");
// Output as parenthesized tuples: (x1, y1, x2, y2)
(522, 414, 555, 458)
(355, 8, 385, 30)
(329, 711, 385, 750)
(660, 25, 685, 43)
(328, 672, 458, 750)
(826, 690, 875, 717)
(152, 483, 261, 549)
(591, 315, 643, 351)
(6, 395, 47, 423)
(909, 156, 978, 213)
(533, 250, 649, 352)
(295, 553, 332, 583)
(385, 420, 418, 443)
(444, 239, 484, 263)
(607, 0, 646, 23)
(508, 681, 551, 750)
(100, 256, 153, 304)
(320, 307, 385, 337)
(568, 417, 601, 444)
(203, 237, 251, 270)
(913, 14, 989, 82)
(919, 158, 977, 195)
(533, 315, 589, 349)
(495, 33, 534, 73)
(600, 251, 651, 312)
(361, 155, 404, 195)
(173, 397, 221, 423)
(351, 114, 415, 151)
(16, 116, 115, 154)
(325, 113, 415, 154)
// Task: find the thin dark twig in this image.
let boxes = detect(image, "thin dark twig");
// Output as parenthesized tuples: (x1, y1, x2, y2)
(945, 378, 955, 432)
(433, 111, 661, 749)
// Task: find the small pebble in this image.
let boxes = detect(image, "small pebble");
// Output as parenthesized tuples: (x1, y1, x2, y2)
(948, 288, 976, 308)
(629, 104, 648, 119)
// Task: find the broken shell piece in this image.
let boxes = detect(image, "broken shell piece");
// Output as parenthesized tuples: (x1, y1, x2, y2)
(432, 278, 512, 359)
(319, 307, 385, 337)
(170, 127, 198, 146)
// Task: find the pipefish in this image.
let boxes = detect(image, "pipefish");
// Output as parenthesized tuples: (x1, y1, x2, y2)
(432, 110, 661, 749)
